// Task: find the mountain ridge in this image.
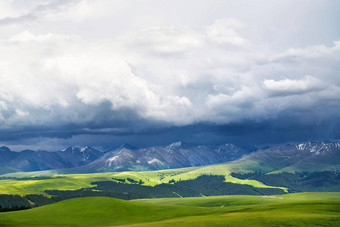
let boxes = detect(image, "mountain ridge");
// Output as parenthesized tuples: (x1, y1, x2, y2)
(0, 140, 339, 174)
(0, 142, 249, 173)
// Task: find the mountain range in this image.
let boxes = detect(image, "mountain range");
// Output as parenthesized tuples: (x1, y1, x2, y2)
(0, 146, 103, 174)
(0, 140, 339, 174)
(224, 141, 340, 175)
(0, 142, 249, 174)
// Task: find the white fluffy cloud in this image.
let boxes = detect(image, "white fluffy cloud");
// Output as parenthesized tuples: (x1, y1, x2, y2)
(271, 40, 340, 60)
(263, 76, 326, 96)
(0, 0, 339, 133)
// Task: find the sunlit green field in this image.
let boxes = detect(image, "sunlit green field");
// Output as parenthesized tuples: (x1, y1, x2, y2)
(0, 192, 338, 226)
(0, 161, 287, 195)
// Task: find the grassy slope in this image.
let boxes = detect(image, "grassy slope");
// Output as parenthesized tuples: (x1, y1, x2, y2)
(0, 196, 223, 226)
(0, 160, 287, 195)
(270, 163, 340, 174)
(0, 172, 118, 195)
(0, 192, 339, 227)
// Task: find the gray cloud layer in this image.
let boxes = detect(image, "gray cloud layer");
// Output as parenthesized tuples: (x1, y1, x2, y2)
(0, 0, 339, 149)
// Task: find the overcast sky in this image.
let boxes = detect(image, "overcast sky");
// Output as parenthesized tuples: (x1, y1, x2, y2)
(0, 0, 339, 150)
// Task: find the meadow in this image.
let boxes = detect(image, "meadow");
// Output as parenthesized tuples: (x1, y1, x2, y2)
(0, 192, 338, 226)
(0, 161, 286, 196)
(0, 159, 338, 226)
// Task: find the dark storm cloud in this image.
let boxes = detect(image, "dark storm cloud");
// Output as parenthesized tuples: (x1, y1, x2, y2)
(2, 108, 339, 151)
(0, 100, 168, 141)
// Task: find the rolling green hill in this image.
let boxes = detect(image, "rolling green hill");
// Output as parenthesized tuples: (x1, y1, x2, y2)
(0, 193, 339, 226)
(0, 163, 287, 196)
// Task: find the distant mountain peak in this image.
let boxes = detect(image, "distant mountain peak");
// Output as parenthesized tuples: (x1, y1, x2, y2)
(295, 141, 340, 155)
(62, 146, 76, 152)
(0, 146, 11, 152)
(61, 146, 93, 153)
(166, 141, 184, 150)
(118, 143, 137, 150)
(296, 142, 311, 150)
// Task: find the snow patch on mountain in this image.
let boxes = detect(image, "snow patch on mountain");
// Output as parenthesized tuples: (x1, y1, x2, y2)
(295, 141, 340, 155)
(80, 146, 88, 152)
(166, 141, 183, 150)
(106, 156, 119, 167)
(147, 158, 163, 165)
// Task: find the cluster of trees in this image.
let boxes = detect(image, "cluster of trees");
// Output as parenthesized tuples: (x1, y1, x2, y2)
(231, 171, 340, 192)
(0, 194, 58, 212)
(173, 175, 284, 195)
(112, 177, 143, 184)
(0, 195, 31, 212)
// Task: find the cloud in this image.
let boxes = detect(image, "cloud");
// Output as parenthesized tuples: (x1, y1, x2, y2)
(207, 18, 250, 47)
(0, 0, 79, 26)
(263, 75, 326, 96)
(8, 31, 80, 43)
(125, 26, 204, 56)
(0, 1, 339, 147)
(1, 25, 339, 131)
(271, 40, 340, 61)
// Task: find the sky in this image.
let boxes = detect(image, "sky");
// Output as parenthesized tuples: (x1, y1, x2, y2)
(0, 0, 339, 151)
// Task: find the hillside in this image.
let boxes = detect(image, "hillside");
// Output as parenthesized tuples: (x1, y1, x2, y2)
(0, 193, 339, 226)
(237, 141, 340, 173)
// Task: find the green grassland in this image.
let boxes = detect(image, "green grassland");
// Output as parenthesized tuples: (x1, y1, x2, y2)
(0, 161, 287, 195)
(0, 192, 338, 226)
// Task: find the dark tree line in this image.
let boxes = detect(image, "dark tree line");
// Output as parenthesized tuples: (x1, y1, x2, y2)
(0, 194, 59, 212)
(173, 175, 284, 195)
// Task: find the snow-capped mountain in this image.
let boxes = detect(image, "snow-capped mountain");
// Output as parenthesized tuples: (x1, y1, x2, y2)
(296, 141, 340, 154)
(0, 142, 248, 173)
(0, 146, 103, 172)
(82, 142, 249, 172)
(0, 140, 339, 174)
(57, 146, 103, 167)
(240, 140, 340, 173)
